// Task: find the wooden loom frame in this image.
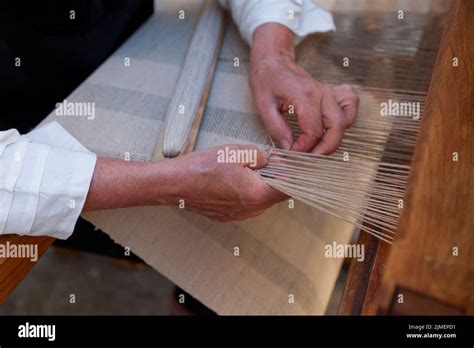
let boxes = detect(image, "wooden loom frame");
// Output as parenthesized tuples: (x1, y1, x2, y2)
(0, 0, 472, 315)
(339, 0, 473, 315)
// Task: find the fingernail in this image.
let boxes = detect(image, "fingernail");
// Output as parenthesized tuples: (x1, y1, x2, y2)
(281, 139, 290, 150)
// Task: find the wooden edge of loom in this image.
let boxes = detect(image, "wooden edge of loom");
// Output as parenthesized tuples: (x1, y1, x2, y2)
(340, 0, 473, 315)
(151, 3, 228, 161)
(377, 0, 474, 315)
(338, 231, 390, 315)
(0, 235, 54, 303)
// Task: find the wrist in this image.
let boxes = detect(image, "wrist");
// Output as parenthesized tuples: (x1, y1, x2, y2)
(149, 159, 182, 206)
(251, 23, 295, 63)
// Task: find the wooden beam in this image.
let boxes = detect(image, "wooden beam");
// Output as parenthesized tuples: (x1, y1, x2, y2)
(338, 225, 392, 315)
(378, 0, 474, 314)
(0, 235, 54, 303)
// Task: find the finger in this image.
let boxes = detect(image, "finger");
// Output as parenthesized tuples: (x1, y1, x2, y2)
(312, 90, 347, 155)
(256, 95, 294, 150)
(243, 145, 269, 169)
(291, 98, 324, 152)
(342, 101, 359, 127)
(218, 144, 269, 169)
(332, 84, 359, 127)
(311, 126, 345, 155)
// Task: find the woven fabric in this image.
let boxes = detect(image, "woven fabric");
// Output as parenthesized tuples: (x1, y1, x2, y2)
(40, 0, 354, 314)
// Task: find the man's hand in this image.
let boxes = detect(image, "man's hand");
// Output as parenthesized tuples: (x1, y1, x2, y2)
(84, 145, 286, 222)
(249, 23, 359, 155)
(167, 145, 286, 221)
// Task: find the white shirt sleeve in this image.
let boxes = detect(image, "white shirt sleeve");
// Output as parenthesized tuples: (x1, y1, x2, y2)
(219, 0, 336, 46)
(0, 121, 97, 240)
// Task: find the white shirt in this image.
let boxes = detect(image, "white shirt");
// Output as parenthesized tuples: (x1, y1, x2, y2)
(220, 0, 335, 45)
(0, 1, 335, 239)
(0, 122, 96, 239)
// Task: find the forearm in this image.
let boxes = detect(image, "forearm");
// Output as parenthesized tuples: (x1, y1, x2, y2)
(82, 145, 284, 223)
(83, 158, 174, 211)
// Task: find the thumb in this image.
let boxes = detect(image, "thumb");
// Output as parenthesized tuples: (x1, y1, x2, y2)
(218, 144, 269, 169)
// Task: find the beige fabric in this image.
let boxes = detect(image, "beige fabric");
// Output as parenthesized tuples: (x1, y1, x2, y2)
(40, 0, 355, 314)
(84, 203, 352, 314)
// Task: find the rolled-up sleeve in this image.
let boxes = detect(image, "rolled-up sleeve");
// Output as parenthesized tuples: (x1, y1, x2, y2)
(220, 0, 336, 46)
(0, 121, 96, 239)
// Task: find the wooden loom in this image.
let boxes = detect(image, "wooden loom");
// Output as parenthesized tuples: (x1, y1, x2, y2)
(143, 0, 474, 313)
(339, 0, 473, 314)
(0, 0, 472, 315)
